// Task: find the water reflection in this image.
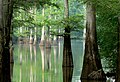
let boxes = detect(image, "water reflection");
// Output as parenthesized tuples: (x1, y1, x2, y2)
(10, 61, 14, 81)
(18, 44, 22, 82)
(81, 80, 106, 82)
(30, 44, 34, 82)
(30, 65, 33, 82)
(40, 45, 52, 82)
(33, 46, 36, 64)
(63, 67, 73, 82)
(19, 44, 22, 65)
(10, 45, 14, 81)
(33, 46, 36, 82)
(40, 46, 52, 71)
(53, 44, 59, 74)
(40, 46, 45, 71)
(12, 40, 84, 82)
(45, 47, 51, 71)
(30, 44, 33, 61)
(20, 65, 22, 82)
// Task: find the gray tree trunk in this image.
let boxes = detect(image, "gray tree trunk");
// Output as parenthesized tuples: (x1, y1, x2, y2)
(81, 1, 106, 80)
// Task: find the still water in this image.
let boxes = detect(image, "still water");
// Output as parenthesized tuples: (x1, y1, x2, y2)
(12, 39, 83, 82)
(12, 39, 114, 82)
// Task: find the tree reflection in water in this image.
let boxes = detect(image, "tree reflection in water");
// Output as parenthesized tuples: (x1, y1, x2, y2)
(63, 67, 73, 82)
(33, 46, 36, 82)
(40, 45, 52, 82)
(40, 46, 45, 72)
(30, 44, 33, 82)
(46, 47, 51, 71)
(81, 80, 106, 82)
(12, 40, 85, 82)
(19, 44, 22, 82)
(10, 45, 14, 82)
(53, 45, 58, 74)
(10, 60, 14, 81)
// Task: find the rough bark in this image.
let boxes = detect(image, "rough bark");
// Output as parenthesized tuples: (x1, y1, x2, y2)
(62, 0, 73, 67)
(81, 1, 105, 80)
(63, 28, 73, 67)
(116, 17, 120, 82)
(0, 0, 4, 81)
(0, 0, 13, 81)
(2, 0, 13, 81)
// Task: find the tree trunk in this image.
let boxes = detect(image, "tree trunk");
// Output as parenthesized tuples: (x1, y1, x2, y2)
(46, 6, 52, 48)
(62, 0, 73, 67)
(116, 17, 120, 82)
(81, 1, 105, 80)
(53, 10, 57, 46)
(18, 27, 23, 44)
(33, 27, 37, 45)
(29, 29, 33, 44)
(0, 0, 4, 81)
(40, 7, 45, 46)
(46, 26, 51, 48)
(33, 4, 37, 45)
(0, 0, 13, 81)
(53, 35, 57, 45)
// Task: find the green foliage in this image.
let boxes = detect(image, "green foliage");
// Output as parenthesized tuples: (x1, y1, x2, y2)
(69, 14, 84, 30)
(12, 0, 85, 38)
(13, 0, 59, 9)
(77, 0, 120, 69)
(96, 0, 120, 69)
(12, 7, 35, 37)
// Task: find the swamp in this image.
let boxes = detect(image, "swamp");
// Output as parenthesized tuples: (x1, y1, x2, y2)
(0, 0, 119, 82)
